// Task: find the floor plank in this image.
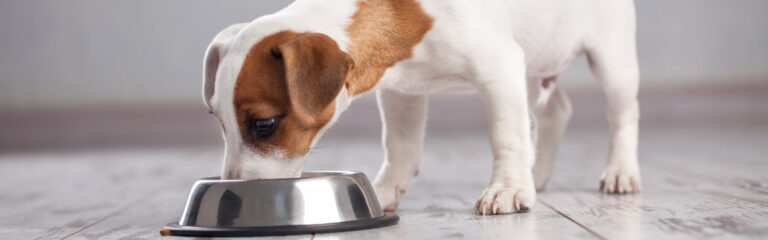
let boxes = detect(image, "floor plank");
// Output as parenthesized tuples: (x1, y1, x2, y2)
(313, 137, 596, 239)
(0, 148, 221, 240)
(2, 84, 767, 239)
(539, 125, 768, 240)
(64, 134, 594, 239)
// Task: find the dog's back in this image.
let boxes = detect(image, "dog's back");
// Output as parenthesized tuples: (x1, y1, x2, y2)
(411, 0, 636, 79)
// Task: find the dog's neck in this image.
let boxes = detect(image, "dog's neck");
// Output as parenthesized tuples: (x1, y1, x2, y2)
(342, 0, 434, 97)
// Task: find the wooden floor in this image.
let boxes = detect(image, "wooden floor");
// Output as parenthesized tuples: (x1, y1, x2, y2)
(2, 84, 767, 239)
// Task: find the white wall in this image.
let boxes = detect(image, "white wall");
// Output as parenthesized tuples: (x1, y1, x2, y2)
(1, 0, 767, 110)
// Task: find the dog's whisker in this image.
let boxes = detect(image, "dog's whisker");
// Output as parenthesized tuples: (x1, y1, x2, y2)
(310, 145, 332, 150)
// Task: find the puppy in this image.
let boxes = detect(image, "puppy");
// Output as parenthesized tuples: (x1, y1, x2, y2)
(202, 0, 641, 215)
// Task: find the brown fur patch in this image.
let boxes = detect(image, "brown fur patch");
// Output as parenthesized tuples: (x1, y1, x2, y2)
(234, 31, 351, 158)
(344, 0, 434, 96)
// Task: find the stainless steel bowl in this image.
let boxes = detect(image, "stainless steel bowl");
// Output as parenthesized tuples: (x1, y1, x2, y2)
(164, 171, 398, 237)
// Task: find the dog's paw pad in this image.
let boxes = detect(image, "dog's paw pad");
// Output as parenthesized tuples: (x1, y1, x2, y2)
(474, 186, 535, 215)
(599, 167, 642, 194)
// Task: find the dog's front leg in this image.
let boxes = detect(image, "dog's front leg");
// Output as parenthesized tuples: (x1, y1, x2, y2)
(372, 89, 427, 211)
(474, 47, 536, 215)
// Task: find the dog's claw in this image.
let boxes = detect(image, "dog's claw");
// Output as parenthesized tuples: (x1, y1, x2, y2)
(475, 185, 535, 215)
(373, 183, 407, 212)
(599, 166, 641, 194)
(519, 205, 530, 213)
(384, 202, 398, 212)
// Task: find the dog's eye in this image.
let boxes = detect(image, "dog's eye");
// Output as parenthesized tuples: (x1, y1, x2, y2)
(246, 115, 283, 140)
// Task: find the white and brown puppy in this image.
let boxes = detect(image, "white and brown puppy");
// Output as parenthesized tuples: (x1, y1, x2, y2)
(203, 0, 641, 215)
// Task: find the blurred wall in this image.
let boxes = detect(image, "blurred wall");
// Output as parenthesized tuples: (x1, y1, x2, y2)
(1, 0, 767, 111)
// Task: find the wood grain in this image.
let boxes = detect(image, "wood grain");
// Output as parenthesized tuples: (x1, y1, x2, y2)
(1, 85, 766, 239)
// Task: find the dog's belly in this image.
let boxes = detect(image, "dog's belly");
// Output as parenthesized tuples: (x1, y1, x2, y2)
(390, 76, 476, 95)
(524, 50, 581, 79)
(377, 50, 579, 95)
(377, 50, 478, 95)
(378, 48, 580, 96)
(379, 69, 477, 95)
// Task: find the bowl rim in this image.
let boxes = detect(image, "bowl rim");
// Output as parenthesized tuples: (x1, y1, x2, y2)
(165, 213, 398, 237)
(194, 171, 365, 183)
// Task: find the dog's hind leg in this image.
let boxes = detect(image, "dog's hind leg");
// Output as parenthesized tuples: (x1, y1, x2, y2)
(531, 77, 572, 191)
(372, 89, 427, 211)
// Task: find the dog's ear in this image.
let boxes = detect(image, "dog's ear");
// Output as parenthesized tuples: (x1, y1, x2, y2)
(276, 33, 354, 123)
(203, 23, 248, 109)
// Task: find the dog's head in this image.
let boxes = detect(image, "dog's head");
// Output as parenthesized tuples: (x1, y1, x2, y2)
(202, 23, 354, 179)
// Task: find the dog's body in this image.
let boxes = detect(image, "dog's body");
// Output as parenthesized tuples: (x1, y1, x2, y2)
(203, 0, 640, 215)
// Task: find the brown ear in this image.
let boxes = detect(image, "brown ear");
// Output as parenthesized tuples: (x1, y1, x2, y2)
(277, 33, 354, 123)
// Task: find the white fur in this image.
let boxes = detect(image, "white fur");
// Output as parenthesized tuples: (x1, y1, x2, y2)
(206, 0, 641, 214)
(372, 0, 640, 214)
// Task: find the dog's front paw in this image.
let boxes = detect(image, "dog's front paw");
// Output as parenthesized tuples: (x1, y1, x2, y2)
(474, 182, 536, 215)
(373, 183, 406, 212)
(599, 163, 642, 194)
